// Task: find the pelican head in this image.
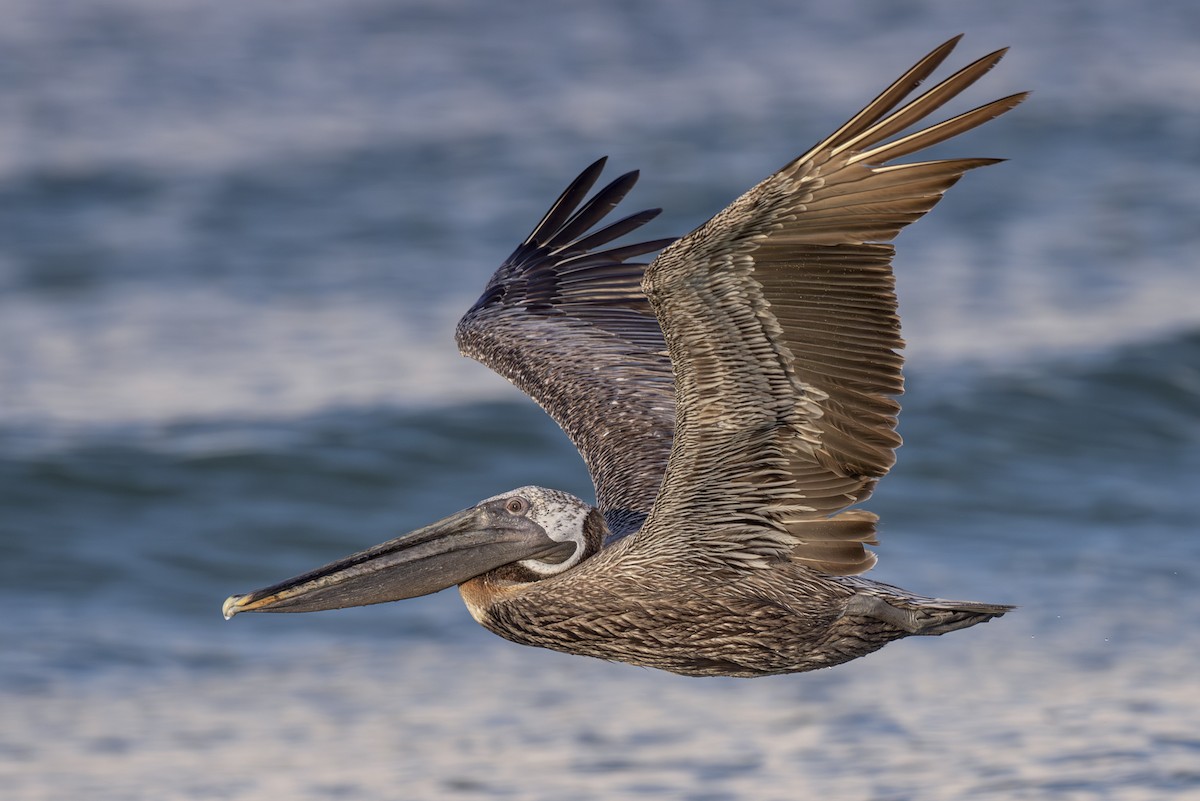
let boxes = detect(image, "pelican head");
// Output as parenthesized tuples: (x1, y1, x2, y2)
(222, 486, 605, 619)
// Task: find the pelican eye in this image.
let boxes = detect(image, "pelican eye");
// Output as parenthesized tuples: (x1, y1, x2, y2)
(505, 497, 528, 515)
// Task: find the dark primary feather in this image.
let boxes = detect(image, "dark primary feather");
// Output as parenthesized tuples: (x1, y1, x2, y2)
(629, 37, 1027, 574)
(456, 159, 677, 536)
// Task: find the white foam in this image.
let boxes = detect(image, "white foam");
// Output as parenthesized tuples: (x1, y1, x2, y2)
(0, 288, 517, 429)
(897, 230, 1200, 368)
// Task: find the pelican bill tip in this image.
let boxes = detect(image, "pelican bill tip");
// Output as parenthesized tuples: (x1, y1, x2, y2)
(222, 593, 248, 621)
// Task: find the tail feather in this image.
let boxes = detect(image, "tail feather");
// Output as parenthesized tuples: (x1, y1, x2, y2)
(845, 591, 1013, 636)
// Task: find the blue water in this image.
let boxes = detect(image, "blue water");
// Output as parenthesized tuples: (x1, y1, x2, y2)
(3, 1, 1200, 799)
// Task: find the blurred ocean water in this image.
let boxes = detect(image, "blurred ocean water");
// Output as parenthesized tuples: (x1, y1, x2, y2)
(2, 1, 1199, 799)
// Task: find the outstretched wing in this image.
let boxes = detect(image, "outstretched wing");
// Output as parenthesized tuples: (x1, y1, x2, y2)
(456, 159, 677, 536)
(631, 37, 1026, 573)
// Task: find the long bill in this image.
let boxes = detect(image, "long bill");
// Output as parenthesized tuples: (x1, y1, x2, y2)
(222, 506, 572, 619)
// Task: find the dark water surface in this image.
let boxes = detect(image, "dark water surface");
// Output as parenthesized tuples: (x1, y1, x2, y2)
(3, 1, 1199, 799)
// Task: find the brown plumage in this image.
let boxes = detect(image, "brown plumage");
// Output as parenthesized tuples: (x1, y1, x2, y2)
(224, 37, 1026, 677)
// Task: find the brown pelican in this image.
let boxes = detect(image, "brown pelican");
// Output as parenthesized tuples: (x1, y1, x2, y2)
(223, 37, 1026, 677)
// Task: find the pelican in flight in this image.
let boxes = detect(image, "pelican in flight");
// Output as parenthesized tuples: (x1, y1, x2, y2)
(224, 37, 1025, 677)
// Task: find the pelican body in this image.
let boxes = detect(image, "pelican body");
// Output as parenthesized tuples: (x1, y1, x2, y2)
(224, 37, 1025, 677)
